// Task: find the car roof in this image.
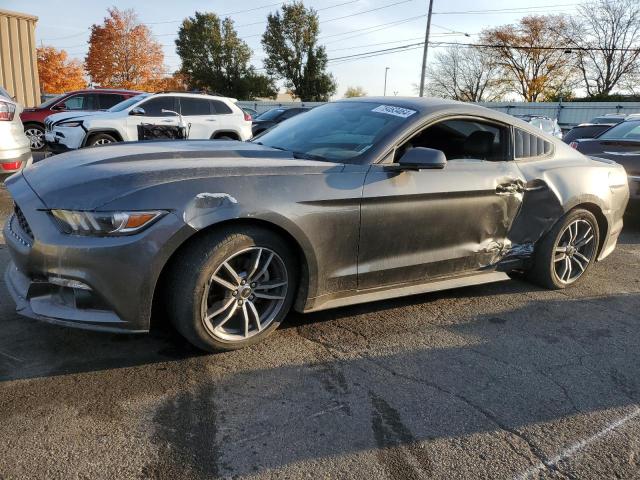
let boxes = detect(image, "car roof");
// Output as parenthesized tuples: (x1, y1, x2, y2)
(64, 88, 142, 95)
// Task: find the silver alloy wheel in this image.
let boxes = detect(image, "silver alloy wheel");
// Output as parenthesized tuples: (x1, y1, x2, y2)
(201, 247, 288, 342)
(94, 138, 114, 146)
(553, 218, 596, 284)
(25, 127, 44, 149)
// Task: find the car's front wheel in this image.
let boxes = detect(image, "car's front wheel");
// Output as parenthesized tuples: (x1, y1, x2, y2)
(528, 208, 600, 289)
(24, 124, 45, 150)
(87, 133, 118, 147)
(167, 227, 297, 352)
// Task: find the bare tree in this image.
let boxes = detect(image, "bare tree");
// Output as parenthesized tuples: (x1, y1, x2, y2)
(481, 15, 576, 101)
(565, 0, 640, 97)
(425, 45, 503, 102)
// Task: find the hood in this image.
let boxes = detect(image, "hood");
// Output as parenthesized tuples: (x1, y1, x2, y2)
(46, 110, 106, 124)
(21, 140, 341, 210)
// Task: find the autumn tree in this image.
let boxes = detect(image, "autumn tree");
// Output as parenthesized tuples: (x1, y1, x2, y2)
(176, 12, 276, 99)
(85, 7, 165, 89)
(480, 15, 576, 101)
(564, 0, 640, 97)
(426, 45, 503, 102)
(37, 46, 86, 93)
(344, 86, 366, 97)
(262, 2, 337, 101)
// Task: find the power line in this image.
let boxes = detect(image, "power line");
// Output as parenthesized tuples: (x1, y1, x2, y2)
(432, 3, 580, 15)
(322, 14, 426, 42)
(235, 0, 361, 28)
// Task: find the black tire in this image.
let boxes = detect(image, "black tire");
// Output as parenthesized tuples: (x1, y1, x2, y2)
(87, 133, 118, 147)
(167, 226, 298, 352)
(24, 124, 45, 150)
(527, 208, 600, 289)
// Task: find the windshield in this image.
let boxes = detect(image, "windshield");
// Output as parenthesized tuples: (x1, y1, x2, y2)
(38, 95, 63, 108)
(253, 102, 417, 163)
(108, 93, 149, 112)
(598, 120, 640, 140)
(257, 108, 286, 121)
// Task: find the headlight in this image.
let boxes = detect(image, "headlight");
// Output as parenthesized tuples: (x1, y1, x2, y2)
(50, 210, 165, 236)
(57, 120, 83, 127)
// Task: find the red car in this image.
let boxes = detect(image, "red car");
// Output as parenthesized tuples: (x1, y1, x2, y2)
(20, 88, 141, 150)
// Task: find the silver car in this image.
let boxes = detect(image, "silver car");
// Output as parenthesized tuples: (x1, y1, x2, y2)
(0, 87, 32, 173)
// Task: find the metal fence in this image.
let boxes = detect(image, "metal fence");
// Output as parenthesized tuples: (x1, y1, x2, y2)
(238, 99, 640, 129)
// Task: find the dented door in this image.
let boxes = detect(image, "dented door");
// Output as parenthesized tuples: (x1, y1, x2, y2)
(357, 159, 525, 289)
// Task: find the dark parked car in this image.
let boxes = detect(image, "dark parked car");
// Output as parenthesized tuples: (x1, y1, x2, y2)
(4, 98, 629, 352)
(571, 118, 640, 206)
(251, 107, 311, 136)
(563, 123, 613, 144)
(20, 88, 141, 150)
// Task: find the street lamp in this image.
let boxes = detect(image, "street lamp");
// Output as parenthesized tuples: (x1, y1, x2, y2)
(384, 67, 390, 96)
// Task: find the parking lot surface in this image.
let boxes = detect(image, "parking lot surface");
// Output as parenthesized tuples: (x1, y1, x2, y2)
(0, 181, 639, 479)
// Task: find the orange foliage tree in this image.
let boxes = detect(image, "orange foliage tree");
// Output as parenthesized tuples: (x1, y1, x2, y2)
(37, 46, 86, 93)
(85, 7, 165, 90)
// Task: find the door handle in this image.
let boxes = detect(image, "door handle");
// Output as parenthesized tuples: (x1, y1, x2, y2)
(161, 119, 175, 123)
(206, 119, 217, 122)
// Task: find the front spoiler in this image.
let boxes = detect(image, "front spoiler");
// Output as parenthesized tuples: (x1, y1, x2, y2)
(4, 261, 147, 334)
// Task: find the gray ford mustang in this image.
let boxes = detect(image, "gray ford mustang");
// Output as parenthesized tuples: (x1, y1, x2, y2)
(3, 98, 629, 352)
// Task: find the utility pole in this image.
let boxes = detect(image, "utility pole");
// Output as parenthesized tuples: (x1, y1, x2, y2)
(383, 67, 390, 96)
(418, 0, 434, 97)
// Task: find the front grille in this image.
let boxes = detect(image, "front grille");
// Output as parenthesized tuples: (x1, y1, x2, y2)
(14, 204, 33, 241)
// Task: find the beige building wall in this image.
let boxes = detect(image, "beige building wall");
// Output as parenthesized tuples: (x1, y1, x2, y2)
(0, 9, 39, 107)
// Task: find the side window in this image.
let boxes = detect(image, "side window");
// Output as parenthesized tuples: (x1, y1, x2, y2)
(210, 100, 232, 114)
(395, 118, 510, 162)
(180, 97, 211, 116)
(514, 129, 553, 159)
(60, 94, 86, 110)
(139, 96, 177, 116)
(98, 94, 125, 109)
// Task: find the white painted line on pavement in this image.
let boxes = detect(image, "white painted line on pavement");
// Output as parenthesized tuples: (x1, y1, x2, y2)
(515, 406, 640, 480)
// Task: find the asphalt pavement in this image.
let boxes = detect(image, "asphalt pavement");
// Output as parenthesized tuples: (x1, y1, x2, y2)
(0, 179, 639, 479)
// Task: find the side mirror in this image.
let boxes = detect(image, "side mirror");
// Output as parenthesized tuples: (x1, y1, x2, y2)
(130, 107, 145, 116)
(398, 147, 447, 170)
(52, 104, 65, 111)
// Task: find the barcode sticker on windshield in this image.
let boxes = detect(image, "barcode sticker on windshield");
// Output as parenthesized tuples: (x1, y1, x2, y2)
(372, 105, 416, 118)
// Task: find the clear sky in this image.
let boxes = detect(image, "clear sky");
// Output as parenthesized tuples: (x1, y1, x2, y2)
(3, 0, 582, 98)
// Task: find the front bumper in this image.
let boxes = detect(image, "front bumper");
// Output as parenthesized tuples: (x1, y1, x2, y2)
(45, 126, 85, 153)
(2, 174, 193, 333)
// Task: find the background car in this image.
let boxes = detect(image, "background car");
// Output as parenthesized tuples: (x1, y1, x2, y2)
(3, 98, 628, 352)
(514, 114, 563, 138)
(570, 118, 640, 207)
(44, 91, 252, 153)
(251, 106, 311, 136)
(562, 114, 627, 143)
(0, 86, 32, 174)
(20, 88, 141, 150)
(241, 107, 258, 119)
(587, 114, 627, 125)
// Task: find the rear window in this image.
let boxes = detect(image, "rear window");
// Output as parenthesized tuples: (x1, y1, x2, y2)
(598, 120, 640, 140)
(98, 94, 125, 109)
(515, 129, 553, 158)
(257, 108, 285, 121)
(210, 100, 232, 114)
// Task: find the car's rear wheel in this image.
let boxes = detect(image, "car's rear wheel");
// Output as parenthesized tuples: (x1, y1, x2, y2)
(88, 133, 117, 147)
(24, 124, 45, 150)
(527, 208, 599, 289)
(167, 227, 297, 352)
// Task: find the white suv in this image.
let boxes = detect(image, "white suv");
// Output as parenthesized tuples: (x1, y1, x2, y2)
(44, 92, 252, 153)
(0, 86, 32, 173)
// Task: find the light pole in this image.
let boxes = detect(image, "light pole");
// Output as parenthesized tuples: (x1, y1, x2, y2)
(418, 0, 435, 97)
(383, 67, 390, 96)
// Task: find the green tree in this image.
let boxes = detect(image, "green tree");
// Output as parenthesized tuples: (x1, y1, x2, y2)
(176, 12, 276, 99)
(344, 86, 366, 98)
(261, 2, 337, 101)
